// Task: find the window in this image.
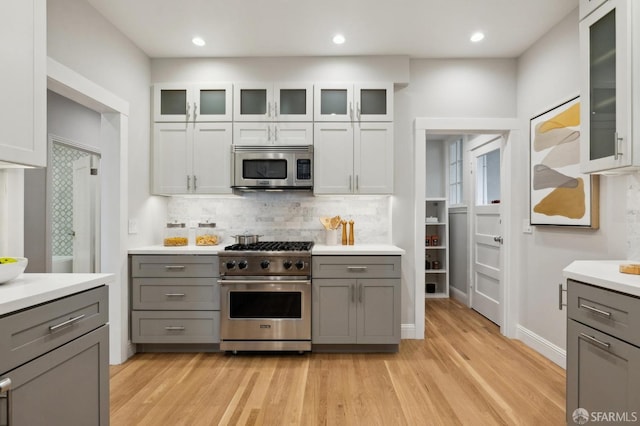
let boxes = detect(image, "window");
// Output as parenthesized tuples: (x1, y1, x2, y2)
(448, 138, 463, 204)
(476, 148, 500, 205)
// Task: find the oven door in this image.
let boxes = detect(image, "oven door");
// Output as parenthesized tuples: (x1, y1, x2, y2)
(219, 280, 311, 343)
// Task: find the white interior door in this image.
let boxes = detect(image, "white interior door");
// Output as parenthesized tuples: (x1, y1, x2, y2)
(72, 155, 99, 273)
(470, 138, 503, 325)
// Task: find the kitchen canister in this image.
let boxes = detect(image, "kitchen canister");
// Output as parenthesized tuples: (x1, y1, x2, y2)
(164, 221, 188, 246)
(196, 222, 221, 246)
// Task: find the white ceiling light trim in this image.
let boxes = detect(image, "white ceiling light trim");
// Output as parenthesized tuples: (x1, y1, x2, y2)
(192, 37, 206, 47)
(332, 34, 346, 45)
(470, 32, 485, 43)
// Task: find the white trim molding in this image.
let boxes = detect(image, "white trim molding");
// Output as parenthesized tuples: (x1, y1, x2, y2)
(449, 286, 469, 306)
(401, 323, 417, 339)
(516, 324, 566, 369)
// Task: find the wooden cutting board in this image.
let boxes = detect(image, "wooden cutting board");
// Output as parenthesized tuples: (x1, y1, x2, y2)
(619, 263, 640, 275)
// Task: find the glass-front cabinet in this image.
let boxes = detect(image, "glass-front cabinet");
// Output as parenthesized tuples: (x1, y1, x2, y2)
(314, 83, 393, 122)
(580, 0, 637, 173)
(233, 83, 313, 121)
(153, 83, 233, 122)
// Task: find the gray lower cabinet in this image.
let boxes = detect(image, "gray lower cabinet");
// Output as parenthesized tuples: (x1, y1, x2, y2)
(312, 256, 401, 346)
(130, 255, 220, 345)
(567, 279, 640, 422)
(0, 286, 109, 426)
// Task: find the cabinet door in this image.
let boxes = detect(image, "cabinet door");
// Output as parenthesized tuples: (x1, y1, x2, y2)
(355, 122, 394, 194)
(357, 279, 401, 344)
(274, 84, 313, 121)
(567, 320, 640, 422)
(153, 83, 190, 122)
(580, 0, 632, 173)
(354, 83, 394, 122)
(314, 83, 354, 122)
(233, 122, 271, 145)
(0, 0, 46, 167)
(312, 279, 357, 344)
(580, 0, 609, 20)
(152, 123, 190, 194)
(273, 122, 313, 145)
(194, 83, 233, 122)
(313, 123, 354, 194)
(192, 122, 232, 194)
(0, 325, 109, 426)
(233, 84, 273, 121)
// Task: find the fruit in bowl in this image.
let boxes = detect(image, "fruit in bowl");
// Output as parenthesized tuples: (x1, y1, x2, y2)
(0, 257, 28, 283)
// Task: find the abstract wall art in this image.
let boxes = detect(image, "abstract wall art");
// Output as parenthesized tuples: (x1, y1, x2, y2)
(530, 96, 599, 228)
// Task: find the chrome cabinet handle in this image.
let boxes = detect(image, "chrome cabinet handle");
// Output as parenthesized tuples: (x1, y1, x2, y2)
(356, 175, 359, 192)
(558, 283, 567, 310)
(49, 314, 85, 332)
(268, 126, 272, 143)
(186, 102, 191, 121)
(274, 126, 278, 142)
(187, 175, 191, 191)
(349, 101, 353, 120)
(579, 332, 611, 349)
(356, 101, 361, 120)
(349, 175, 353, 191)
(0, 378, 11, 393)
(193, 102, 198, 120)
(359, 284, 363, 303)
(164, 326, 185, 331)
(268, 102, 272, 118)
(347, 266, 368, 272)
(165, 265, 186, 271)
(351, 284, 355, 303)
(193, 175, 197, 190)
(274, 101, 278, 118)
(614, 132, 623, 160)
(165, 293, 186, 297)
(580, 303, 612, 318)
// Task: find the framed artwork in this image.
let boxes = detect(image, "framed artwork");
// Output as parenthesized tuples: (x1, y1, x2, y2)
(530, 96, 599, 228)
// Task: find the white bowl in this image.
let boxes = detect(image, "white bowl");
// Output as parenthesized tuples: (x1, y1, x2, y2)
(0, 257, 28, 284)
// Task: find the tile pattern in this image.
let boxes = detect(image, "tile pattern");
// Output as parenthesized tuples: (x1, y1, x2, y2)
(51, 145, 88, 256)
(167, 193, 391, 244)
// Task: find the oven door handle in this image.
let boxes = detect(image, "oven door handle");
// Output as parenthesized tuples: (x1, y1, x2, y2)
(218, 279, 311, 286)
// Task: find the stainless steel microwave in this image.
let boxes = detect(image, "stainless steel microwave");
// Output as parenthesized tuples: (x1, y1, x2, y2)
(231, 145, 313, 191)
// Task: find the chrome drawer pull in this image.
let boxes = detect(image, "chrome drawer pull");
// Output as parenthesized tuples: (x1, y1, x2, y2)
(347, 266, 368, 272)
(580, 303, 612, 318)
(164, 265, 186, 271)
(164, 326, 185, 331)
(165, 293, 186, 297)
(0, 378, 11, 393)
(49, 314, 85, 332)
(579, 332, 611, 349)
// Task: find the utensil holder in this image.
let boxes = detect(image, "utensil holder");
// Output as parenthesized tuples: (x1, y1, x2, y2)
(325, 229, 338, 245)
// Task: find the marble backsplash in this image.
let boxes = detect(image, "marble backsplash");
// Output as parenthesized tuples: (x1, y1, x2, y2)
(167, 193, 391, 244)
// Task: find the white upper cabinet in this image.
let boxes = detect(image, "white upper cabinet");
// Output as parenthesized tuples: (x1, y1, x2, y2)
(233, 83, 313, 122)
(579, 0, 609, 20)
(153, 83, 233, 122)
(580, 0, 639, 173)
(0, 0, 46, 167)
(314, 83, 393, 122)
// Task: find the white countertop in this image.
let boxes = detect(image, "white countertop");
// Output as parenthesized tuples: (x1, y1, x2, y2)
(0, 273, 114, 316)
(563, 260, 640, 297)
(312, 244, 405, 255)
(129, 243, 405, 256)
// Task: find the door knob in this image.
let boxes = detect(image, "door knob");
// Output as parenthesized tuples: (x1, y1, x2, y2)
(493, 236, 503, 244)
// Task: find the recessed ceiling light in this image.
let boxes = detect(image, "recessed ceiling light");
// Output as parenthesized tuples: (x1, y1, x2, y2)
(192, 37, 206, 47)
(333, 34, 345, 45)
(470, 32, 485, 43)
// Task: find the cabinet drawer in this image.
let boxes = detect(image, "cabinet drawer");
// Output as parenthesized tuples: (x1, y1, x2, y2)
(131, 311, 220, 344)
(131, 255, 218, 278)
(132, 278, 220, 310)
(568, 279, 640, 346)
(0, 286, 108, 374)
(312, 256, 401, 279)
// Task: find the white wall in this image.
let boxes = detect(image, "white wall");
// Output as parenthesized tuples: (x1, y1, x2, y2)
(516, 8, 627, 363)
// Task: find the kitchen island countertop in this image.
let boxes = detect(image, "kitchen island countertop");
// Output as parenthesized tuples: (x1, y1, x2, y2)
(563, 260, 640, 297)
(0, 273, 114, 316)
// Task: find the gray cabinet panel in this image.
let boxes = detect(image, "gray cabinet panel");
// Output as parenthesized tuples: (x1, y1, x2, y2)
(131, 255, 218, 278)
(0, 325, 109, 426)
(567, 320, 640, 420)
(131, 310, 220, 344)
(357, 279, 401, 344)
(132, 277, 220, 310)
(312, 279, 357, 343)
(568, 279, 640, 347)
(312, 256, 401, 279)
(0, 286, 108, 374)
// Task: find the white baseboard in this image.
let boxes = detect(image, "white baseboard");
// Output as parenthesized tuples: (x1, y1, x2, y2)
(450, 286, 469, 306)
(516, 325, 566, 369)
(401, 323, 418, 339)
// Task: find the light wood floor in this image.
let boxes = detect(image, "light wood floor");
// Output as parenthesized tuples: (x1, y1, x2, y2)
(110, 299, 566, 425)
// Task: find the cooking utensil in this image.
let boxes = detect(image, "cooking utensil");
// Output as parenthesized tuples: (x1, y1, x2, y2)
(232, 234, 262, 245)
(330, 215, 341, 230)
(320, 217, 332, 230)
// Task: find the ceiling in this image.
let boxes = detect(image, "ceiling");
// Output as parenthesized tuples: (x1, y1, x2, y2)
(85, 0, 578, 59)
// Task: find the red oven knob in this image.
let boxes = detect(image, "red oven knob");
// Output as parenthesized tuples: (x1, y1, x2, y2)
(260, 260, 270, 269)
(238, 260, 248, 269)
(225, 260, 236, 270)
(295, 260, 305, 270)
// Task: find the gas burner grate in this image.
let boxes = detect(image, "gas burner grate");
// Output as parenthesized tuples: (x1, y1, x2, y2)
(224, 241, 314, 252)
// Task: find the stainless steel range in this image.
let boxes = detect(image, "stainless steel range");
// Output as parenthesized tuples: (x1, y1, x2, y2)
(218, 241, 313, 353)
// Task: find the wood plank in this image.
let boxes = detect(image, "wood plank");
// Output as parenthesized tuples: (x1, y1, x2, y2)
(110, 299, 566, 425)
